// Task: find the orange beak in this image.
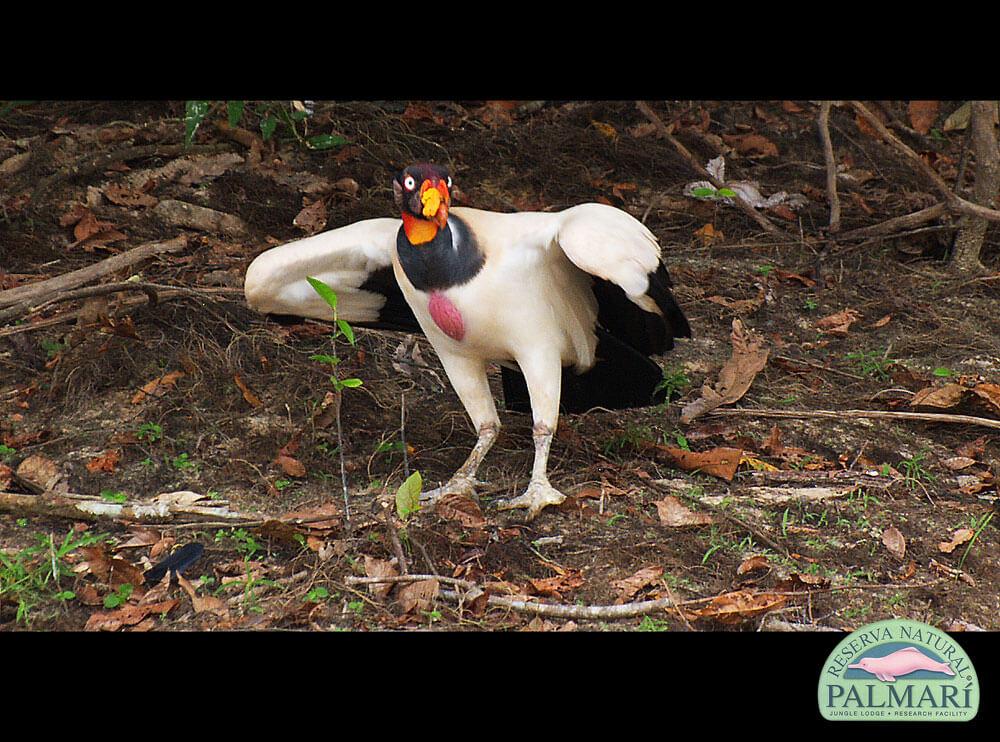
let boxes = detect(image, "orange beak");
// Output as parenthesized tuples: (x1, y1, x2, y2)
(419, 179, 450, 228)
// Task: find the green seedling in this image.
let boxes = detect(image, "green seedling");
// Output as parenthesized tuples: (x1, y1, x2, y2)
(185, 101, 346, 150)
(103, 583, 134, 609)
(306, 586, 330, 603)
(171, 452, 198, 472)
(137, 422, 163, 443)
(899, 452, 935, 491)
(0, 529, 106, 624)
(637, 615, 671, 632)
(932, 367, 955, 378)
(802, 297, 819, 311)
(395, 471, 423, 521)
(845, 348, 896, 381)
(690, 185, 739, 201)
(99, 490, 127, 504)
(655, 366, 690, 400)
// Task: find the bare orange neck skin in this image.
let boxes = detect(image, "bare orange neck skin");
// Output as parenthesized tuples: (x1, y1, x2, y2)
(401, 212, 439, 245)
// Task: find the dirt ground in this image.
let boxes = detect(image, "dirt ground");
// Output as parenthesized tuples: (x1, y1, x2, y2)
(1, 100, 998, 632)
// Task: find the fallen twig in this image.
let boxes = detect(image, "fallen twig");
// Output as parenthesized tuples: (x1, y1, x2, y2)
(0, 236, 188, 309)
(850, 101, 1000, 224)
(708, 407, 1000, 431)
(635, 101, 792, 239)
(0, 489, 262, 523)
(818, 102, 841, 233)
(28, 143, 233, 206)
(349, 573, 952, 622)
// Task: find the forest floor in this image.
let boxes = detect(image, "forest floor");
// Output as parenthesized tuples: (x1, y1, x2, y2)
(1, 100, 998, 632)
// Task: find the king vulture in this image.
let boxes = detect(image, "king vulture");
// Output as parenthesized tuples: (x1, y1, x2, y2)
(245, 163, 690, 519)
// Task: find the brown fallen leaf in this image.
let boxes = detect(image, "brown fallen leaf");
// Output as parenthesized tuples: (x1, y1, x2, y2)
(815, 308, 861, 336)
(687, 590, 787, 624)
(706, 287, 766, 315)
(177, 574, 230, 616)
(775, 269, 816, 288)
(870, 314, 893, 328)
(722, 133, 779, 157)
(908, 101, 940, 135)
(972, 383, 1000, 415)
(292, 198, 328, 235)
(910, 384, 967, 409)
(693, 223, 723, 245)
(612, 565, 664, 602)
(79, 545, 147, 590)
(364, 556, 399, 600)
(435, 492, 486, 528)
(0, 463, 12, 489)
(131, 370, 185, 404)
(882, 526, 906, 561)
(938, 528, 975, 554)
(84, 599, 178, 632)
(234, 373, 262, 407)
(654, 495, 715, 526)
(681, 319, 768, 424)
(398, 578, 440, 614)
(274, 454, 306, 478)
(737, 555, 771, 576)
(956, 437, 987, 459)
(279, 502, 340, 533)
(942, 456, 977, 471)
(528, 570, 584, 599)
(653, 445, 743, 481)
(15, 453, 62, 491)
(104, 181, 158, 208)
(86, 448, 121, 474)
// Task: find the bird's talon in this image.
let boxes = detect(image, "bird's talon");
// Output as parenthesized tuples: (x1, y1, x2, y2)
(497, 481, 566, 521)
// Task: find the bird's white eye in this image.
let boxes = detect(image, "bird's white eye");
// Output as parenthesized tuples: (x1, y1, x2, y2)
(403, 175, 416, 191)
(446, 176, 452, 189)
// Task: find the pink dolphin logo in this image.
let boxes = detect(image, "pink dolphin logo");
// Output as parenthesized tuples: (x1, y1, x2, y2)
(848, 647, 955, 682)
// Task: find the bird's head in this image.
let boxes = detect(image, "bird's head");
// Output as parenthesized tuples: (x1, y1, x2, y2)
(393, 163, 452, 244)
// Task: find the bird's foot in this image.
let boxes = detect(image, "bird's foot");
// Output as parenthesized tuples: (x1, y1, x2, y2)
(496, 479, 566, 521)
(419, 475, 480, 510)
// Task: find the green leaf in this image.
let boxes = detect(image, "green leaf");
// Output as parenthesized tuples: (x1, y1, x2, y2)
(932, 367, 954, 377)
(691, 187, 717, 198)
(290, 109, 310, 123)
(306, 586, 329, 602)
(309, 353, 340, 366)
(55, 591, 75, 602)
(337, 319, 356, 346)
(306, 276, 338, 312)
(395, 471, 423, 521)
(100, 490, 127, 504)
(339, 378, 363, 388)
(227, 100, 245, 127)
(184, 100, 210, 146)
(261, 115, 278, 141)
(306, 134, 347, 150)
(717, 187, 738, 198)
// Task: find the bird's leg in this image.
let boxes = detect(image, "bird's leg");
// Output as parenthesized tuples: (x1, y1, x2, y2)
(420, 423, 499, 507)
(497, 423, 566, 520)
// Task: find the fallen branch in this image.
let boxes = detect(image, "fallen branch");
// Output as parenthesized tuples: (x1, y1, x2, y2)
(0, 489, 262, 524)
(348, 574, 951, 622)
(707, 407, 1000, 431)
(850, 101, 1000, 224)
(635, 101, 792, 239)
(818, 101, 841, 233)
(0, 236, 188, 309)
(834, 202, 950, 242)
(0, 280, 241, 325)
(28, 143, 233, 206)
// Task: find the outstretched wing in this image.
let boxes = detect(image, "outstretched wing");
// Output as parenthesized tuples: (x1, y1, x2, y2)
(244, 218, 421, 332)
(555, 203, 690, 355)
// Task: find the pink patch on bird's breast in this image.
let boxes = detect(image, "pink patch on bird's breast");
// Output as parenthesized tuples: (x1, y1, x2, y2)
(428, 291, 465, 341)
